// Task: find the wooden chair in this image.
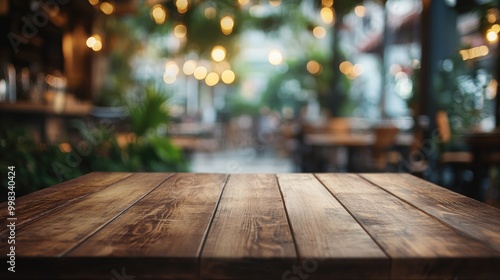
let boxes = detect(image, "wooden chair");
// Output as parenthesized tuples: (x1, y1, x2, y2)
(371, 125, 400, 171)
(327, 117, 351, 134)
(435, 110, 473, 191)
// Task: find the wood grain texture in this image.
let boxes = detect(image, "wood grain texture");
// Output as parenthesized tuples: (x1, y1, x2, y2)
(201, 174, 296, 279)
(316, 173, 500, 279)
(3, 173, 171, 257)
(277, 173, 389, 279)
(2, 172, 500, 280)
(0, 172, 131, 228)
(65, 173, 228, 279)
(361, 173, 500, 253)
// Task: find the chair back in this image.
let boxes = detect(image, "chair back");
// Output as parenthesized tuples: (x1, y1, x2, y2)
(436, 110, 452, 143)
(373, 125, 399, 150)
(328, 118, 350, 134)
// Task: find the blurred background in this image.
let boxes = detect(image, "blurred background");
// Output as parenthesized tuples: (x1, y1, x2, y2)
(0, 0, 499, 206)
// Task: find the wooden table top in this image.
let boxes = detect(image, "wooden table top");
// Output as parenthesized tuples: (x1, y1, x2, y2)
(1, 172, 499, 280)
(305, 133, 414, 147)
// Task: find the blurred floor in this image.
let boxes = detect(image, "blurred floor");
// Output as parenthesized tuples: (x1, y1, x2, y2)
(189, 149, 294, 173)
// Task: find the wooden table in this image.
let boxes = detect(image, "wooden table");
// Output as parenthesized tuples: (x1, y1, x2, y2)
(0, 101, 92, 144)
(465, 128, 500, 201)
(304, 133, 414, 171)
(1, 172, 500, 279)
(305, 132, 415, 147)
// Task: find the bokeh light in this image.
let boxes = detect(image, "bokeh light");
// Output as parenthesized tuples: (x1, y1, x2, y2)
(268, 49, 283, 65)
(174, 24, 187, 38)
(205, 72, 220, 86)
(183, 60, 197, 75)
(211, 45, 227, 62)
(151, 4, 167, 25)
(221, 70, 236, 84)
(194, 66, 208, 80)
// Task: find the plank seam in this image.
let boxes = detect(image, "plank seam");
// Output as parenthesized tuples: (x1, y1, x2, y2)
(358, 173, 500, 255)
(275, 174, 300, 262)
(313, 173, 392, 261)
(0, 173, 134, 237)
(59, 173, 175, 257)
(196, 173, 230, 280)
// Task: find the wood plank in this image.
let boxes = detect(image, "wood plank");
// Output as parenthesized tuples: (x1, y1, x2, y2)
(316, 173, 500, 279)
(361, 173, 500, 253)
(201, 174, 296, 279)
(1, 173, 171, 258)
(63, 173, 228, 280)
(277, 173, 389, 279)
(0, 172, 131, 227)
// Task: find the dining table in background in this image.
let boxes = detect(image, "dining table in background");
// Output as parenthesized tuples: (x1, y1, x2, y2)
(1, 172, 499, 279)
(465, 128, 500, 201)
(304, 132, 414, 171)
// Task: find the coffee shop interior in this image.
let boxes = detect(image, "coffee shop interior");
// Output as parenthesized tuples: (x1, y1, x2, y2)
(0, 0, 499, 206)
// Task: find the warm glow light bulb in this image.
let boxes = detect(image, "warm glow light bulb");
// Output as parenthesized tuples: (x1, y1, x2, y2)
(183, 60, 197, 75)
(89, 0, 99, 6)
(339, 61, 353, 74)
(194, 66, 208, 80)
(354, 5, 366, 17)
(176, 0, 188, 14)
(322, 0, 333, 8)
(306, 60, 322, 75)
(221, 70, 235, 84)
(92, 40, 102, 51)
(204, 7, 217, 19)
(211, 46, 227, 62)
(100, 2, 114, 15)
(174, 24, 187, 38)
(151, 4, 167, 25)
(220, 16, 235, 35)
(313, 26, 327, 39)
(268, 49, 283, 65)
(269, 0, 282, 7)
(205, 72, 220, 86)
(86, 37, 97, 48)
(321, 7, 334, 24)
(487, 30, 498, 42)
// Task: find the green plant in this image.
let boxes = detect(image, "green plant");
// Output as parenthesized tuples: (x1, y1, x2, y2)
(0, 125, 84, 201)
(127, 84, 171, 138)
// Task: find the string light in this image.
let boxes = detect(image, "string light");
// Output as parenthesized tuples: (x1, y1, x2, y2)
(320, 7, 334, 24)
(313, 26, 326, 38)
(174, 24, 187, 38)
(151, 4, 167, 25)
(354, 5, 366, 17)
(100, 2, 114, 15)
(221, 70, 236, 84)
(306, 60, 322, 75)
(194, 66, 208, 80)
(176, 0, 188, 14)
(268, 49, 283, 65)
(220, 16, 235, 35)
(459, 45, 489, 60)
(269, 0, 282, 7)
(183, 60, 197, 75)
(86, 34, 102, 52)
(211, 45, 227, 62)
(205, 72, 220, 86)
(322, 0, 333, 8)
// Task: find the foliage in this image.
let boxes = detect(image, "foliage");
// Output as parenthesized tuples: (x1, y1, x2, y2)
(127, 84, 171, 138)
(0, 85, 187, 201)
(435, 53, 494, 134)
(0, 125, 84, 201)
